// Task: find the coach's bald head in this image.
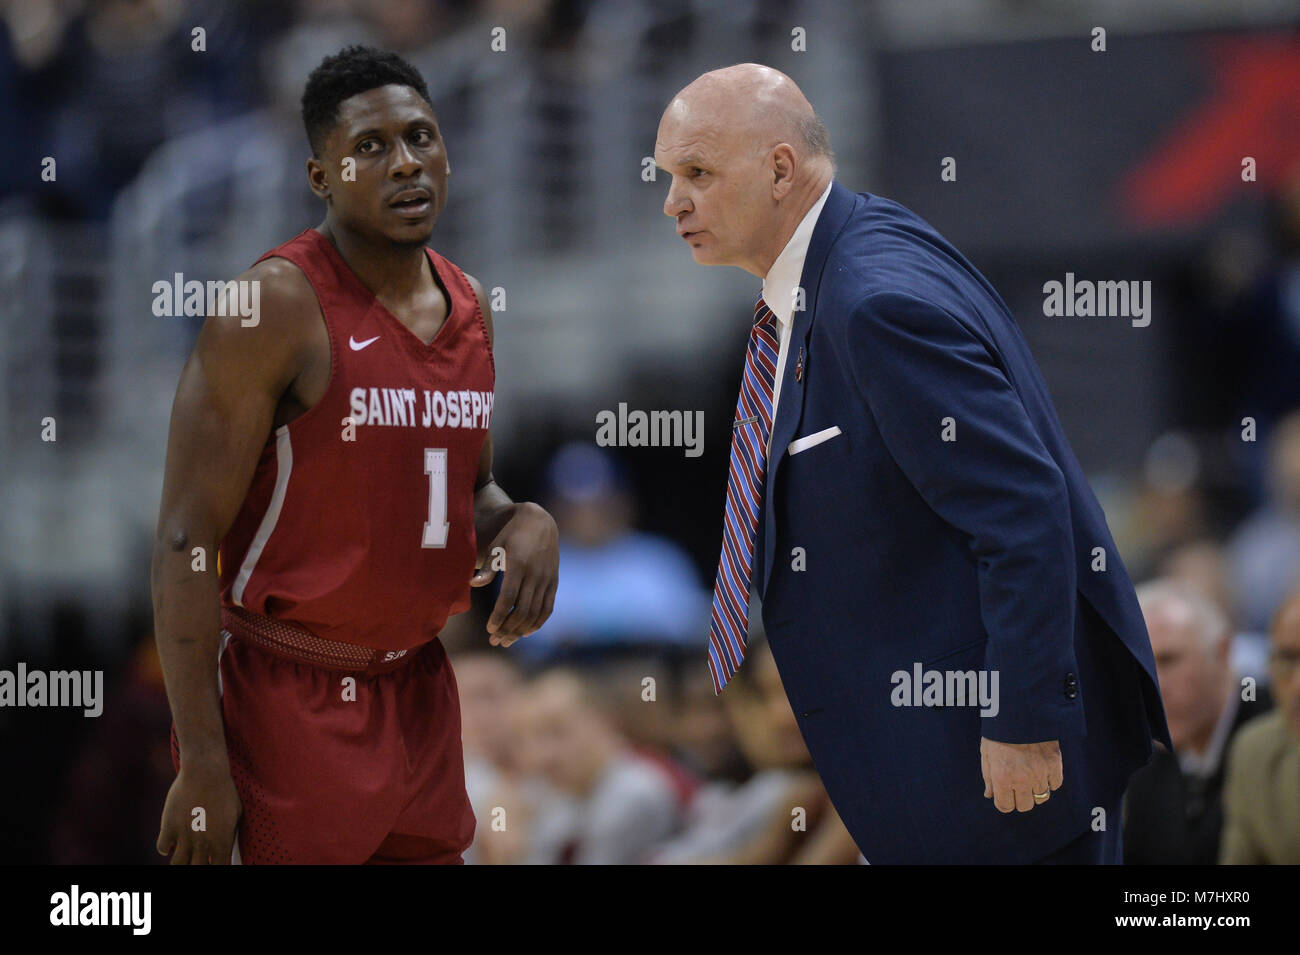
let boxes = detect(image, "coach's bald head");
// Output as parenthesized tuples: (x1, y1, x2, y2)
(656, 63, 834, 277)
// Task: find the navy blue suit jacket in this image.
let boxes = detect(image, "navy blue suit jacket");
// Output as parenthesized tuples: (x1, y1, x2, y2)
(754, 182, 1171, 863)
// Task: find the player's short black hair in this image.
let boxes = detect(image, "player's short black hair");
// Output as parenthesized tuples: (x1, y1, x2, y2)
(301, 45, 434, 156)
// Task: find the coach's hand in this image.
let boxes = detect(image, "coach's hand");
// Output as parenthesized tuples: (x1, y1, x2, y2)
(471, 502, 559, 647)
(980, 737, 1062, 813)
(157, 756, 242, 864)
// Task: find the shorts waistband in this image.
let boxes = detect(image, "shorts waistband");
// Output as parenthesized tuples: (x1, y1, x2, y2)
(220, 606, 434, 675)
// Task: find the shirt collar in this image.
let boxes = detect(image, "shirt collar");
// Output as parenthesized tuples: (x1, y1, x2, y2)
(761, 180, 834, 329)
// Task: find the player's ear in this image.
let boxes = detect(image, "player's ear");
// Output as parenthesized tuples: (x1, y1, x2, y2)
(306, 156, 331, 201)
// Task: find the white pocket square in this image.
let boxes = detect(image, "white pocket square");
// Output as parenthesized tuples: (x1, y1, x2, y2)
(788, 425, 842, 455)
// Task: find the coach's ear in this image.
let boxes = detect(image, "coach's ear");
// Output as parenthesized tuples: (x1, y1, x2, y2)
(770, 142, 796, 200)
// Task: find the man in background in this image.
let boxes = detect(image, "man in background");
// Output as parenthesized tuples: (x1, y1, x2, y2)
(507, 669, 685, 864)
(1220, 588, 1300, 863)
(1124, 581, 1270, 864)
(516, 442, 709, 666)
(650, 639, 857, 864)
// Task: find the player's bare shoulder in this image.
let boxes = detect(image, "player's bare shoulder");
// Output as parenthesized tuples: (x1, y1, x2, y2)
(243, 256, 327, 381)
(161, 255, 328, 531)
(250, 256, 332, 424)
(463, 271, 494, 348)
(189, 258, 315, 380)
(186, 256, 330, 429)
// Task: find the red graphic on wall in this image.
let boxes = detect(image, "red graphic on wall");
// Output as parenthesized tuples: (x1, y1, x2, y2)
(1119, 36, 1300, 227)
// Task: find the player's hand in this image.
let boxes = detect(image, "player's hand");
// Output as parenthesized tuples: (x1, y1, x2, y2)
(157, 756, 243, 864)
(471, 501, 559, 647)
(980, 736, 1062, 813)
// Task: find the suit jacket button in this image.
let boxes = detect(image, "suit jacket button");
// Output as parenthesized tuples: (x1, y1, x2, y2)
(1064, 672, 1078, 699)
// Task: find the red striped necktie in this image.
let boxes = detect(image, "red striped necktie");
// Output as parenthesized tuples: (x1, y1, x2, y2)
(707, 296, 780, 693)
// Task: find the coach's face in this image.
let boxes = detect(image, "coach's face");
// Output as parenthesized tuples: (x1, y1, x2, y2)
(308, 84, 449, 244)
(656, 102, 775, 275)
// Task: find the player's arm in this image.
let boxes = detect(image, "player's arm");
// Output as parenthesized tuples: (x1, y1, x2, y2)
(463, 273, 559, 647)
(150, 259, 316, 863)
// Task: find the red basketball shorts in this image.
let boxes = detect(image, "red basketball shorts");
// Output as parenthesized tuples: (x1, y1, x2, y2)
(169, 616, 476, 864)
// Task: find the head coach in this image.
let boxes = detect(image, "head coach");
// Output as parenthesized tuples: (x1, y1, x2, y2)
(654, 64, 1170, 864)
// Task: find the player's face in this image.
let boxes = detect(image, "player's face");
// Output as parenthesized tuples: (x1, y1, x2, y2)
(316, 84, 449, 244)
(656, 111, 772, 276)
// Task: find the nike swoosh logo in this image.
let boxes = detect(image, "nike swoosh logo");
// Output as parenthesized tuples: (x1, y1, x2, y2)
(349, 335, 380, 351)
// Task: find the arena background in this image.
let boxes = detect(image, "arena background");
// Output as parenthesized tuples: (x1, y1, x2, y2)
(1, 0, 1299, 864)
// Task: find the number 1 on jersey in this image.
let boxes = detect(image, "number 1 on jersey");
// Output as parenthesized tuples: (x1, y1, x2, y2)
(422, 448, 450, 548)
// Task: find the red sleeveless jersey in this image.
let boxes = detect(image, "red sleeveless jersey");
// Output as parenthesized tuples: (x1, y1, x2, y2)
(217, 229, 495, 651)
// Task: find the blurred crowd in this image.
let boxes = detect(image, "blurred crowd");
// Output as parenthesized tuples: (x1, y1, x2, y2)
(452, 647, 859, 864)
(1113, 410, 1300, 865)
(3, 0, 1299, 864)
(444, 441, 856, 863)
(45, 425, 1300, 865)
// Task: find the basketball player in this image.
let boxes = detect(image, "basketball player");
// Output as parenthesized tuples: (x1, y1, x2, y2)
(150, 46, 559, 864)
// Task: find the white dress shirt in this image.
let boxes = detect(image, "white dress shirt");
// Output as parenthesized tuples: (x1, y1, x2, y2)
(760, 180, 833, 454)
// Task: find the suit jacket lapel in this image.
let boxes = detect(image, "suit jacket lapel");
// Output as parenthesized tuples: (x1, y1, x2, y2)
(760, 181, 859, 598)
